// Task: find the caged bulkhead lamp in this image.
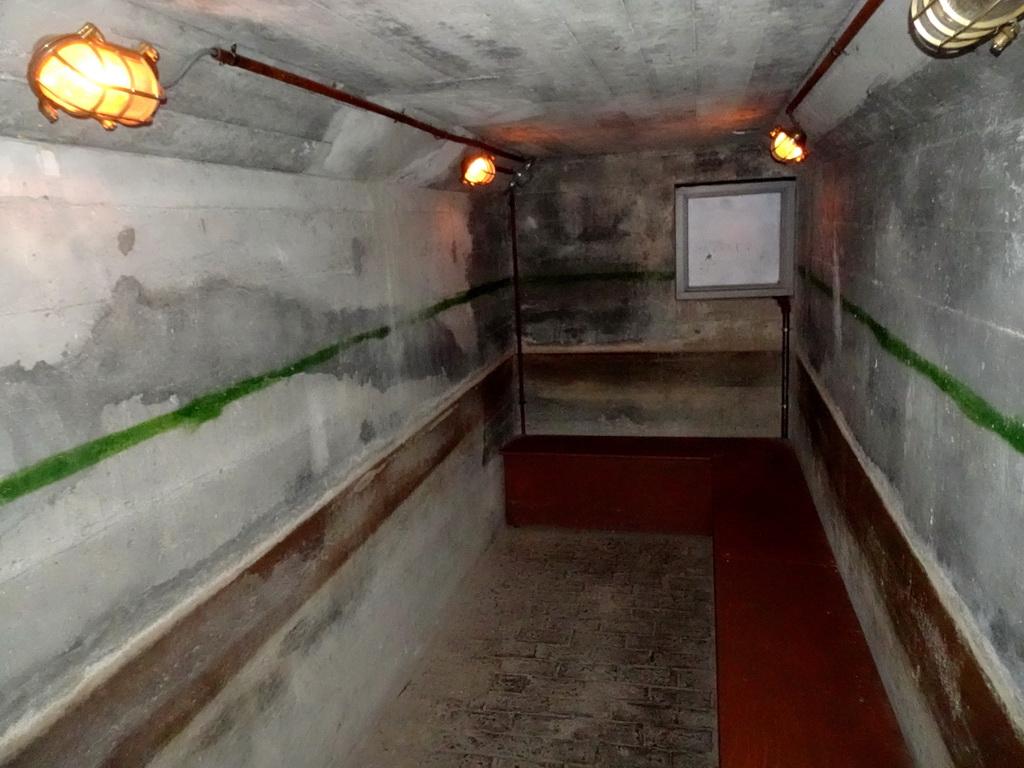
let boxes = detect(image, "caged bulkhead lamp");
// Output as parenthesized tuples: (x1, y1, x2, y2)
(909, 0, 1024, 54)
(769, 127, 807, 164)
(460, 154, 529, 188)
(462, 154, 498, 186)
(24, 25, 532, 186)
(28, 23, 164, 130)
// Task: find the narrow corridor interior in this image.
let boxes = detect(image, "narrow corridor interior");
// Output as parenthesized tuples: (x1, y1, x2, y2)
(5, 2, 1024, 766)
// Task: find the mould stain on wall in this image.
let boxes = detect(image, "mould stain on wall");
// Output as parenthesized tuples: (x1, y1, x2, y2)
(0, 276, 465, 464)
(0, 276, 514, 508)
(117, 226, 136, 256)
(0, 263, 727, 510)
(514, 148, 788, 351)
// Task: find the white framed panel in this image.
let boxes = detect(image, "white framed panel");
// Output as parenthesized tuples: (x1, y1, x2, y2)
(675, 179, 796, 300)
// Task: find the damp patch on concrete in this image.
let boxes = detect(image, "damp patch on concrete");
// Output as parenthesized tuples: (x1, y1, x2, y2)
(117, 227, 136, 256)
(0, 276, 512, 507)
(0, 264, 771, 509)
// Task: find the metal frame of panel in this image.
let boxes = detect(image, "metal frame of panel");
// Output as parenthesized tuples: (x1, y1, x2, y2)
(675, 178, 796, 300)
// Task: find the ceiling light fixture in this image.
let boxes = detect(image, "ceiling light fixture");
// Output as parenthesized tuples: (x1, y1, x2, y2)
(462, 155, 498, 186)
(461, 154, 528, 187)
(909, 0, 1024, 54)
(25, 27, 532, 185)
(28, 23, 164, 130)
(769, 127, 807, 164)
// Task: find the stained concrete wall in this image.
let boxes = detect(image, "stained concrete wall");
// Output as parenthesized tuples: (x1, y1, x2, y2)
(0, 4, 515, 763)
(791, 4, 1024, 759)
(515, 146, 789, 436)
(146, 418, 505, 768)
(0, 135, 513, 764)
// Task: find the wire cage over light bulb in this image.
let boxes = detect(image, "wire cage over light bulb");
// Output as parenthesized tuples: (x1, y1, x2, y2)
(769, 127, 807, 164)
(462, 155, 497, 186)
(910, 0, 1024, 54)
(28, 23, 165, 130)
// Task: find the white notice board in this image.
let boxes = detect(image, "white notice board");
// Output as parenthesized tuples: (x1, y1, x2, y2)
(675, 179, 795, 300)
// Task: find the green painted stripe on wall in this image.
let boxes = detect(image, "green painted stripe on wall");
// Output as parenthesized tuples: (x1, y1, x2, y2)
(0, 277, 511, 507)
(800, 266, 1024, 455)
(0, 265, 778, 505)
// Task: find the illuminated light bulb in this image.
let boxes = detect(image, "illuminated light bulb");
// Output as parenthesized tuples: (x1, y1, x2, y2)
(769, 127, 807, 164)
(909, 0, 1024, 54)
(462, 155, 497, 186)
(28, 23, 164, 131)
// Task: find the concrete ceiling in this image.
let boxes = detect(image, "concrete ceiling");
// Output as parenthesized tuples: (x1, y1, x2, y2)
(131, 0, 863, 156)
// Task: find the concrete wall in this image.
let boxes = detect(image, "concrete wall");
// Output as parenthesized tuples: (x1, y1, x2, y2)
(0, 3, 515, 764)
(146, 403, 508, 768)
(515, 146, 789, 436)
(791, 2, 1024, 760)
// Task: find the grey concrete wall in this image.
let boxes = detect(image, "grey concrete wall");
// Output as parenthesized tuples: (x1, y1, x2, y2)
(523, 352, 781, 438)
(515, 146, 789, 436)
(146, 421, 505, 768)
(791, 11, 1024, 754)
(0, 4, 515, 758)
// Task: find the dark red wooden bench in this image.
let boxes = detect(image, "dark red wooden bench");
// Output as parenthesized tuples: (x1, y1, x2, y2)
(501, 436, 913, 768)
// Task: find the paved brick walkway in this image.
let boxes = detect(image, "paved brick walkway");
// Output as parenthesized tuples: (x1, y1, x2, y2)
(352, 528, 717, 768)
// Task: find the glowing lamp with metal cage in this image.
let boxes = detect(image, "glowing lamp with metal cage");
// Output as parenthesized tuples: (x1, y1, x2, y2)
(769, 127, 807, 164)
(909, 0, 1024, 54)
(28, 23, 165, 130)
(462, 155, 498, 186)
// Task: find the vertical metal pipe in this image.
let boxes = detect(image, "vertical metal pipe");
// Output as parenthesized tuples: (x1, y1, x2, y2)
(509, 188, 528, 435)
(778, 297, 792, 439)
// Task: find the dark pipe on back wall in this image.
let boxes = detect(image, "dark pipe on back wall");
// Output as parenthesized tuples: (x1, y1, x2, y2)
(777, 297, 791, 439)
(209, 47, 528, 164)
(509, 188, 528, 435)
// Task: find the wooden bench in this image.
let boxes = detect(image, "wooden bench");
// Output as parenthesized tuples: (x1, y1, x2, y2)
(501, 436, 913, 768)
(501, 434, 716, 535)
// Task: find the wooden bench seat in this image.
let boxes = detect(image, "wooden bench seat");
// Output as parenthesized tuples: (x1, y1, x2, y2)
(713, 442, 912, 767)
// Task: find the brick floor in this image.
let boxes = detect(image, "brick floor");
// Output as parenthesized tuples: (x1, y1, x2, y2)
(351, 529, 717, 768)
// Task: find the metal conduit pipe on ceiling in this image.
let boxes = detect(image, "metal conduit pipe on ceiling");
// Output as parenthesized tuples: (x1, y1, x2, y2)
(787, 0, 886, 115)
(203, 46, 533, 433)
(210, 47, 528, 164)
